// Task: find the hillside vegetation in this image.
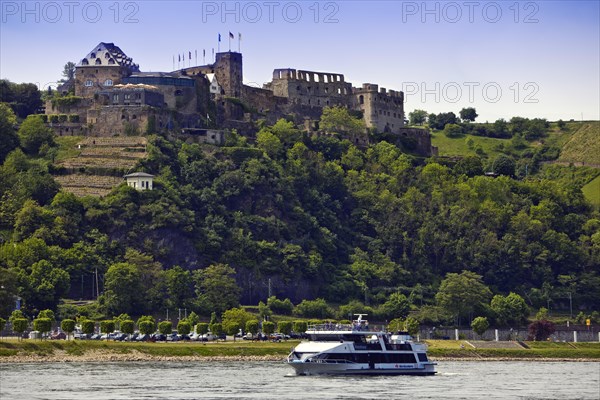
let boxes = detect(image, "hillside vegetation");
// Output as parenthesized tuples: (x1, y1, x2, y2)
(1, 103, 599, 328)
(558, 122, 600, 165)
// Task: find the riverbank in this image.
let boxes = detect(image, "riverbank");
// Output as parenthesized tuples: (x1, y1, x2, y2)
(1, 339, 599, 363)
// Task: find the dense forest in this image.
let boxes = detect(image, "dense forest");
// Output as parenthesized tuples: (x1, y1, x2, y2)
(0, 85, 599, 328)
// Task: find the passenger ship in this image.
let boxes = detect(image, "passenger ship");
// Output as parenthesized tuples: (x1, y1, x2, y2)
(286, 315, 436, 376)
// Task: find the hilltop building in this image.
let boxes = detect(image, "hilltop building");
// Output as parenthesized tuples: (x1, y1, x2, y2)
(46, 42, 435, 156)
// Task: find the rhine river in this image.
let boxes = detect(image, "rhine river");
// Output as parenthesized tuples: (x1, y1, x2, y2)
(1, 361, 599, 399)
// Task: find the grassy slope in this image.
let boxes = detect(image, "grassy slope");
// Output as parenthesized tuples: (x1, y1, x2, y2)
(558, 121, 600, 165)
(430, 131, 510, 158)
(54, 136, 83, 163)
(582, 175, 600, 207)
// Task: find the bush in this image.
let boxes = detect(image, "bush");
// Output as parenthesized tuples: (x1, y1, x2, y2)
(57, 114, 68, 123)
(528, 320, 555, 341)
(177, 320, 191, 336)
(68, 114, 80, 123)
(210, 323, 223, 336)
(49, 115, 59, 123)
(158, 321, 173, 335)
(39, 114, 48, 123)
(81, 320, 95, 335)
(223, 321, 240, 337)
(444, 124, 463, 138)
(278, 321, 292, 335)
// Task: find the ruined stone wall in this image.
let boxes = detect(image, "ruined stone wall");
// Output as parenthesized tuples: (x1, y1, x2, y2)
(395, 127, 433, 156)
(86, 106, 165, 136)
(353, 83, 404, 134)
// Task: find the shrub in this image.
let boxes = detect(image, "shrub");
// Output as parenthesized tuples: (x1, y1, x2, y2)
(223, 322, 240, 338)
(177, 320, 191, 336)
(39, 114, 48, 123)
(49, 115, 59, 123)
(210, 323, 223, 336)
(444, 123, 463, 138)
(33, 318, 52, 337)
(158, 321, 173, 335)
(405, 317, 420, 336)
(68, 114, 80, 123)
(57, 114, 68, 123)
(278, 321, 292, 335)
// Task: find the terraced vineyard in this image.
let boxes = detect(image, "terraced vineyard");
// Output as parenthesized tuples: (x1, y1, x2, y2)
(53, 136, 148, 197)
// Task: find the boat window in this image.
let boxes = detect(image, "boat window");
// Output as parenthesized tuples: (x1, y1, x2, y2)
(417, 353, 428, 362)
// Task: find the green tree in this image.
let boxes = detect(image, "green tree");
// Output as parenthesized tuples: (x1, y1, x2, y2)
(138, 321, 155, 336)
(459, 107, 478, 122)
(492, 155, 516, 177)
(258, 301, 272, 320)
(165, 266, 193, 309)
(12, 318, 29, 339)
(187, 311, 200, 328)
(0, 317, 5, 337)
(557, 119, 566, 131)
(0, 268, 19, 317)
(443, 123, 463, 138)
(61, 319, 75, 339)
(159, 321, 173, 335)
(454, 156, 483, 177)
(33, 317, 52, 338)
(267, 296, 294, 315)
(490, 293, 529, 326)
(409, 109, 428, 125)
(278, 321, 292, 335)
(17, 115, 54, 155)
(404, 316, 419, 336)
(102, 262, 141, 315)
(0, 102, 19, 163)
(121, 320, 134, 335)
(380, 293, 411, 320)
(245, 320, 259, 335)
(293, 321, 307, 334)
(222, 308, 254, 331)
(262, 321, 275, 335)
(471, 316, 489, 337)
(100, 320, 115, 338)
(37, 309, 55, 322)
(196, 323, 209, 335)
(81, 320, 95, 335)
(177, 320, 192, 336)
(60, 62, 76, 82)
(435, 271, 492, 324)
(194, 264, 240, 315)
(256, 130, 283, 159)
(223, 321, 240, 340)
(320, 106, 365, 136)
(209, 322, 223, 336)
(535, 307, 549, 320)
(294, 298, 333, 319)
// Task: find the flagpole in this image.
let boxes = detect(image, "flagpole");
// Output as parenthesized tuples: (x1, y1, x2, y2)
(172, 55, 175, 71)
(238, 33, 240, 52)
(195, 50, 197, 66)
(218, 34, 221, 53)
(228, 34, 231, 52)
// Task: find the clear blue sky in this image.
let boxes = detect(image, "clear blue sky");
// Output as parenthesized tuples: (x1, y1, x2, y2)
(1, 1, 598, 121)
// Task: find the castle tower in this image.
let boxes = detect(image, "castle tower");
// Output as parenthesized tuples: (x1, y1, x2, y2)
(214, 52, 243, 98)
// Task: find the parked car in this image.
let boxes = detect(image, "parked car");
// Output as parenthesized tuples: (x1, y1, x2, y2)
(50, 331, 67, 340)
(166, 333, 180, 342)
(188, 332, 201, 341)
(269, 333, 290, 342)
(200, 333, 217, 342)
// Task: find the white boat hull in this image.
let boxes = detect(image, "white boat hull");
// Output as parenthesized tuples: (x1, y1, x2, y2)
(288, 360, 437, 376)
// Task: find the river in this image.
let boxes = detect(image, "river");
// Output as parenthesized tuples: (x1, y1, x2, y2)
(1, 361, 599, 399)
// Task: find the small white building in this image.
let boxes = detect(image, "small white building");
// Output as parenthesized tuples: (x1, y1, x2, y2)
(205, 73, 221, 94)
(124, 172, 154, 190)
